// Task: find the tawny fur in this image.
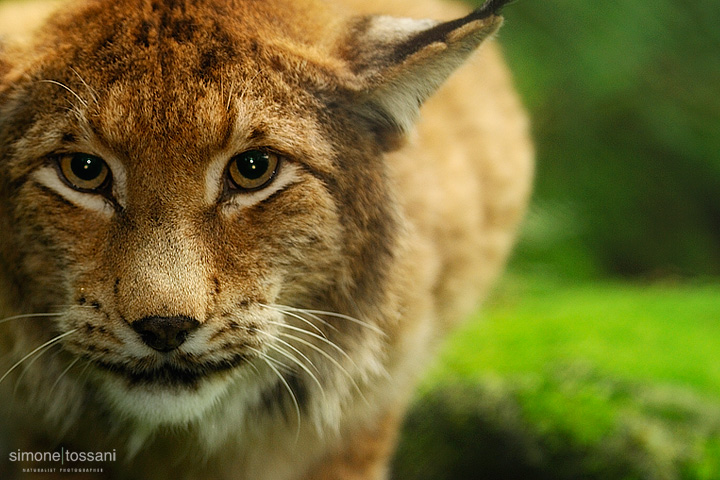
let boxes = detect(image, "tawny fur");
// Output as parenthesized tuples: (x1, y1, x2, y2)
(0, 0, 532, 478)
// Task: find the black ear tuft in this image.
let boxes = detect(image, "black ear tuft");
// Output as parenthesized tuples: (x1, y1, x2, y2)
(477, 0, 516, 17)
(341, 9, 506, 148)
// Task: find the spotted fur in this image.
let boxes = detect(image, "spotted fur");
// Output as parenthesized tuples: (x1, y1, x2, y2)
(0, 0, 532, 478)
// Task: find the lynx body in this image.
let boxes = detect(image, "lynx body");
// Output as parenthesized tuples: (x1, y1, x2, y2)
(0, 0, 532, 478)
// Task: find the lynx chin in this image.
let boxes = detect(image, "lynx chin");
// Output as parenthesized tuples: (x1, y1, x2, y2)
(0, 0, 532, 478)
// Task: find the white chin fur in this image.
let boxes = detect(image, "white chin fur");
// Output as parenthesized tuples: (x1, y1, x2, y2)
(99, 375, 232, 427)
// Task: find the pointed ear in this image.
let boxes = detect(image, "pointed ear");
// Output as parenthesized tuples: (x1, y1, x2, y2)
(342, 0, 511, 148)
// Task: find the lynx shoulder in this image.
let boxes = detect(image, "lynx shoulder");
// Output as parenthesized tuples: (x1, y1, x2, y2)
(0, 0, 532, 478)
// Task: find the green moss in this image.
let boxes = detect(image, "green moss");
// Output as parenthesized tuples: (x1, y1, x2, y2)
(396, 282, 720, 480)
(427, 281, 720, 397)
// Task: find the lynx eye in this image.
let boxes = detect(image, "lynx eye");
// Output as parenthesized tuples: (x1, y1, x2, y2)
(57, 153, 110, 192)
(227, 149, 279, 191)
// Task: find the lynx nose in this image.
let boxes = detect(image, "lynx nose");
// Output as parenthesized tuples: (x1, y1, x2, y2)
(132, 316, 200, 352)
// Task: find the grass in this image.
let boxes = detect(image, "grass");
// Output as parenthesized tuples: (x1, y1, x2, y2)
(393, 278, 720, 480)
(428, 279, 720, 395)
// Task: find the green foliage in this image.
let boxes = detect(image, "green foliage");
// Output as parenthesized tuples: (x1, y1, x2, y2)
(472, 0, 720, 278)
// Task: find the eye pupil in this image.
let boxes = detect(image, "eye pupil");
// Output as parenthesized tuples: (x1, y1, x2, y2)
(235, 151, 270, 180)
(71, 154, 105, 181)
(57, 153, 110, 192)
(227, 149, 279, 191)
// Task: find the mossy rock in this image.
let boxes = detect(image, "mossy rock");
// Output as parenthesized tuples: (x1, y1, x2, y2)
(392, 372, 720, 480)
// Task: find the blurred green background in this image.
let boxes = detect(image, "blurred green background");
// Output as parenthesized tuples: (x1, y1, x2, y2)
(394, 1, 720, 479)
(4, 0, 718, 477)
(501, 0, 720, 280)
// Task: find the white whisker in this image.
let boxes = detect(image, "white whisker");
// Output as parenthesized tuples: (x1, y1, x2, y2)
(70, 67, 99, 105)
(49, 356, 81, 395)
(225, 79, 236, 112)
(285, 309, 336, 331)
(271, 336, 319, 374)
(38, 80, 89, 109)
(261, 303, 328, 337)
(275, 331, 368, 405)
(267, 341, 326, 401)
(266, 320, 352, 363)
(0, 312, 63, 325)
(0, 329, 78, 386)
(236, 70, 263, 103)
(13, 343, 63, 395)
(75, 358, 94, 386)
(268, 303, 338, 332)
(250, 347, 301, 439)
(253, 349, 287, 371)
(292, 308, 386, 336)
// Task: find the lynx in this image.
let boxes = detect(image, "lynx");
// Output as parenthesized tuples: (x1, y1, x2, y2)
(0, 0, 532, 478)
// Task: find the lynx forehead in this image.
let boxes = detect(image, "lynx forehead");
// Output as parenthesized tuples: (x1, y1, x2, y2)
(0, 0, 532, 478)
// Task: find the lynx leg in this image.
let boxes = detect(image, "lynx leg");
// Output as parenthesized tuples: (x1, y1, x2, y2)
(303, 410, 403, 480)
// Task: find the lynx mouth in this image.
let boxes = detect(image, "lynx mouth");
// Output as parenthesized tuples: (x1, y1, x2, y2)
(93, 356, 251, 426)
(93, 354, 249, 389)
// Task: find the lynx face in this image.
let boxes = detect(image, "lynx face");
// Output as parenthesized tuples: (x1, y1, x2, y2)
(1, 0, 382, 427)
(0, 1, 527, 473)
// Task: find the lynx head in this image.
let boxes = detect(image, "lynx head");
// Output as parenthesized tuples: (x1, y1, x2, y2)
(0, 0, 506, 431)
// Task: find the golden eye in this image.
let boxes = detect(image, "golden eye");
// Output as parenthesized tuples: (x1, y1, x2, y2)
(57, 153, 110, 192)
(227, 149, 280, 191)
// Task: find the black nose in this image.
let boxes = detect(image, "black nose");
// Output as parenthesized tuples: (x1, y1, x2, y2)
(131, 316, 200, 352)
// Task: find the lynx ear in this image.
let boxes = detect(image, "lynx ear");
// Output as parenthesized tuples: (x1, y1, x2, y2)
(343, 0, 510, 146)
